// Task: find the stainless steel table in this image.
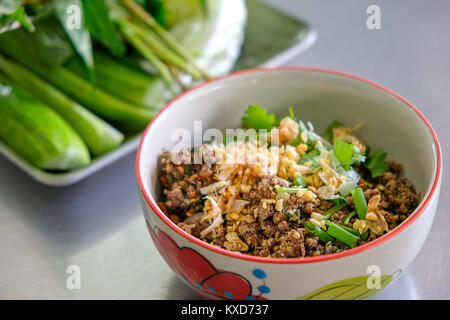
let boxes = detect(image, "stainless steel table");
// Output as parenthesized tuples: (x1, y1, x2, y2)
(1, 0, 449, 299)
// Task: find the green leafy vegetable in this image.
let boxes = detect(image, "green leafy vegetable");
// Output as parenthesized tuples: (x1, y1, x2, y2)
(145, 0, 169, 27)
(351, 188, 368, 220)
(333, 139, 354, 170)
(82, 0, 126, 57)
(242, 105, 277, 131)
(298, 149, 321, 169)
(322, 120, 343, 142)
(352, 145, 366, 164)
(0, 17, 74, 69)
(52, 0, 94, 74)
(289, 106, 295, 119)
(366, 148, 390, 178)
(0, 5, 35, 32)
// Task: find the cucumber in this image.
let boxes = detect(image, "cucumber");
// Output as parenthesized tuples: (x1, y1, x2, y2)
(0, 54, 125, 156)
(0, 81, 91, 171)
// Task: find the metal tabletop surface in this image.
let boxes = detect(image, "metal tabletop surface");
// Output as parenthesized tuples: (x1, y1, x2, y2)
(0, 0, 449, 300)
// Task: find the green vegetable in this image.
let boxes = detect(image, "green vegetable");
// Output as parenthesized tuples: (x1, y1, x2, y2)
(114, 14, 174, 86)
(289, 106, 295, 119)
(293, 176, 306, 187)
(366, 148, 390, 178)
(326, 221, 359, 248)
(119, 0, 208, 79)
(65, 52, 167, 109)
(0, 17, 74, 69)
(0, 54, 124, 155)
(126, 19, 202, 79)
(344, 211, 357, 225)
(305, 221, 334, 244)
(275, 187, 302, 200)
(52, 0, 94, 74)
(351, 188, 368, 220)
(1, 13, 158, 131)
(333, 139, 354, 170)
(143, 0, 207, 28)
(352, 145, 366, 164)
(298, 149, 321, 169)
(322, 120, 343, 142)
(2, 54, 155, 131)
(0, 4, 35, 31)
(242, 105, 277, 131)
(337, 224, 368, 240)
(82, 0, 126, 57)
(145, 0, 169, 27)
(323, 197, 348, 219)
(0, 79, 90, 170)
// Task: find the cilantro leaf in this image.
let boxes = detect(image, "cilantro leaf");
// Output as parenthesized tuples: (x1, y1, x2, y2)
(289, 106, 295, 119)
(333, 139, 354, 170)
(323, 120, 343, 142)
(366, 148, 390, 178)
(242, 105, 277, 131)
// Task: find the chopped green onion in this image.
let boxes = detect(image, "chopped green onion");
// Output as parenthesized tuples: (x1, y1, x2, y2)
(323, 197, 348, 219)
(275, 187, 303, 200)
(344, 211, 357, 225)
(351, 188, 368, 220)
(326, 221, 359, 248)
(305, 221, 334, 244)
(338, 224, 369, 241)
(293, 176, 306, 187)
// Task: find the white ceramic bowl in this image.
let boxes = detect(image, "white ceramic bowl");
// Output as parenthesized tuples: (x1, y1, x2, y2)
(137, 68, 442, 300)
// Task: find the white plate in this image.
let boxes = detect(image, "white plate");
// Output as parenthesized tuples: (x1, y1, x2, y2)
(0, 1, 317, 186)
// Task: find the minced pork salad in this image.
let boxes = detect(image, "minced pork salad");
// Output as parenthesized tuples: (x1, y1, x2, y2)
(157, 105, 421, 258)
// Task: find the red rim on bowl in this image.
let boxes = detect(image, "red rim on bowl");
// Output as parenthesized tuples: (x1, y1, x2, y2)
(137, 67, 442, 264)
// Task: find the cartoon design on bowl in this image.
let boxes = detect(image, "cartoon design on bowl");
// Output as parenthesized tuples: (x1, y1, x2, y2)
(147, 223, 268, 300)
